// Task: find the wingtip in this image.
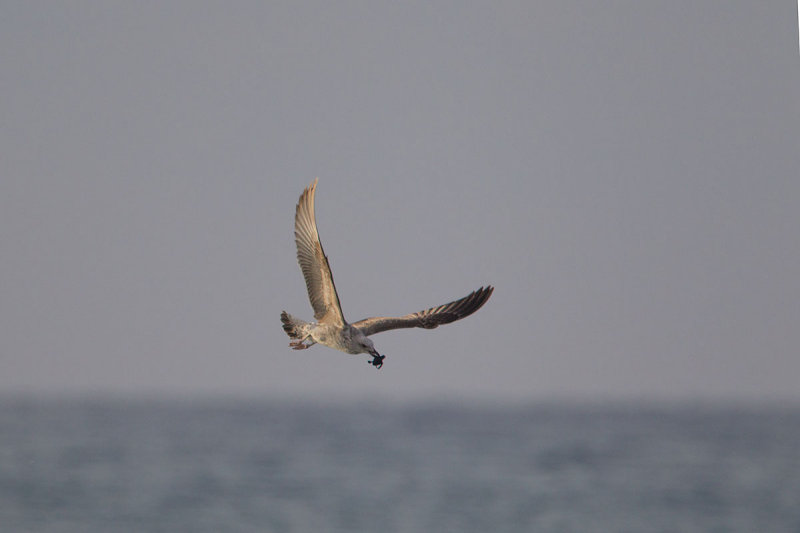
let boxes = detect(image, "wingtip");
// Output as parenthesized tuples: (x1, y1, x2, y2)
(474, 285, 494, 308)
(476, 285, 494, 298)
(296, 179, 319, 218)
(299, 178, 318, 198)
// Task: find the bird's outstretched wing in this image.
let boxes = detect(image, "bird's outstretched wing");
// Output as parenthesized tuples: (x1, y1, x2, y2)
(294, 179, 346, 326)
(352, 286, 493, 337)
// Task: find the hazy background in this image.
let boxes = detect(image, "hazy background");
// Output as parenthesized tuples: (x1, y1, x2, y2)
(2, 1, 798, 403)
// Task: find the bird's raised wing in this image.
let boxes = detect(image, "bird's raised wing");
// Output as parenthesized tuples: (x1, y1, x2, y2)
(293, 179, 346, 326)
(352, 286, 493, 337)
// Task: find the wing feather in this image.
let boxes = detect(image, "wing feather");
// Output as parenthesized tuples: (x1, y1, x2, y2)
(352, 286, 493, 337)
(294, 179, 346, 325)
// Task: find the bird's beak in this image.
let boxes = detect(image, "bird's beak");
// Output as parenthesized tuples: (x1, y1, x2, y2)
(369, 349, 380, 357)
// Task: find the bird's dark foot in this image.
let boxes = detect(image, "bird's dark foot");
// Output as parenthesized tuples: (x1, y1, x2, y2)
(289, 340, 309, 350)
(368, 353, 385, 369)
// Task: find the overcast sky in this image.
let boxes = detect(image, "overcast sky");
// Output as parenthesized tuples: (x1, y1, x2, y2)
(2, 2, 798, 402)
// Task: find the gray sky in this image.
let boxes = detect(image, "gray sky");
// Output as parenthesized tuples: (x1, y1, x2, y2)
(2, 2, 798, 402)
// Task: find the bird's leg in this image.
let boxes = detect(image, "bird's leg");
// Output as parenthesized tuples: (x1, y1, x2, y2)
(289, 337, 315, 350)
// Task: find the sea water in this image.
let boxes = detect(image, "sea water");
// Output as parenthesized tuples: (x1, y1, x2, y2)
(1, 397, 799, 532)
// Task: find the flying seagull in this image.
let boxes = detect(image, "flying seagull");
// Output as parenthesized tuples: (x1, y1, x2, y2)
(281, 179, 493, 369)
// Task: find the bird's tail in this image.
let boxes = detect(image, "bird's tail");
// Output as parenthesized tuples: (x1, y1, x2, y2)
(280, 311, 309, 339)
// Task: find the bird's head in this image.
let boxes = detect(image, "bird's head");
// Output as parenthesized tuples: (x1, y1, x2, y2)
(356, 334, 385, 368)
(356, 335, 378, 356)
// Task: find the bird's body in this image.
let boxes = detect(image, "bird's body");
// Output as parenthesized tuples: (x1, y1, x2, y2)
(281, 179, 493, 368)
(281, 313, 369, 354)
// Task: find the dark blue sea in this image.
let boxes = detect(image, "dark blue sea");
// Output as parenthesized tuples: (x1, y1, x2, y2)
(1, 397, 799, 532)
